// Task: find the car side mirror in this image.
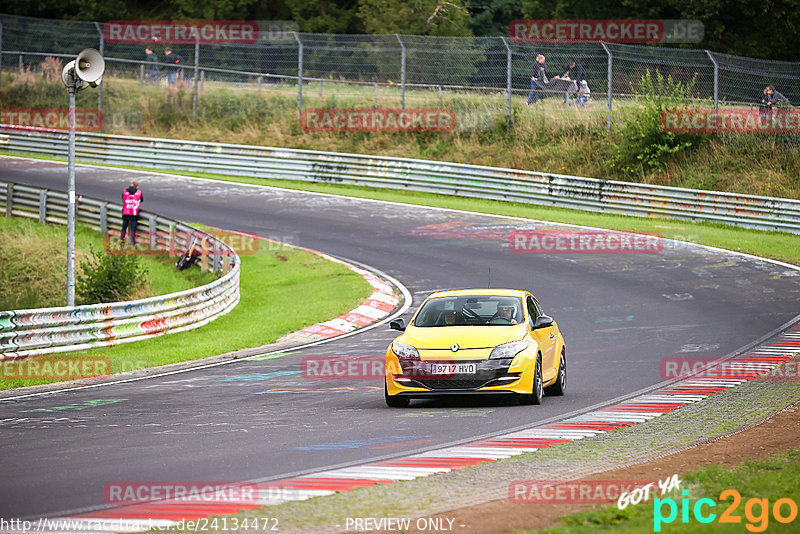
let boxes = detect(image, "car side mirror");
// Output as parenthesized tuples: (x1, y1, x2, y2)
(532, 315, 554, 329)
(389, 318, 406, 331)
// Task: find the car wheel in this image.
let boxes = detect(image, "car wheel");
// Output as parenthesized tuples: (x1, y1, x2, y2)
(519, 354, 543, 405)
(385, 382, 410, 408)
(545, 348, 566, 396)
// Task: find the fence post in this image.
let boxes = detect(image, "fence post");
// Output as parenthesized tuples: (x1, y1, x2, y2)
(168, 222, 176, 255)
(501, 37, 513, 125)
(396, 34, 406, 110)
(257, 76, 262, 92)
(148, 215, 157, 250)
(193, 38, 199, 120)
(94, 22, 104, 116)
(201, 236, 209, 271)
(705, 50, 719, 112)
(600, 42, 613, 132)
(39, 190, 47, 223)
(0, 21, 4, 90)
(100, 202, 107, 235)
(293, 32, 303, 115)
(18, 53, 22, 73)
(5, 183, 11, 217)
(139, 64, 144, 85)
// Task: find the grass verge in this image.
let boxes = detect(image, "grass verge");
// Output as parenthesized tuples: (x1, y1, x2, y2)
(524, 447, 800, 533)
(0, 218, 373, 390)
(0, 216, 214, 310)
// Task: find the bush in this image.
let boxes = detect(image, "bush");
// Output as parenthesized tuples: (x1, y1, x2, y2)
(611, 70, 710, 177)
(76, 246, 148, 304)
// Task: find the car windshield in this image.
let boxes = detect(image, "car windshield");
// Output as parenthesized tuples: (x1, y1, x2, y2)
(413, 296, 524, 327)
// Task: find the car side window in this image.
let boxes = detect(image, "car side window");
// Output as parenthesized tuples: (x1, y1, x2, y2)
(526, 296, 538, 327)
(533, 297, 544, 317)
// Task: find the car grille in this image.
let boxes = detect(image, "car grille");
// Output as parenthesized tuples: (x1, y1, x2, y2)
(397, 359, 516, 391)
(417, 377, 495, 390)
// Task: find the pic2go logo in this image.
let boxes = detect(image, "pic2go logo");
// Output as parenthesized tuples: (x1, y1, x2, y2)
(654, 489, 798, 532)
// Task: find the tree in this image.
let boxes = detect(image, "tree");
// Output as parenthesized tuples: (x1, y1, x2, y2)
(288, 0, 362, 33)
(467, 0, 525, 36)
(358, 0, 473, 36)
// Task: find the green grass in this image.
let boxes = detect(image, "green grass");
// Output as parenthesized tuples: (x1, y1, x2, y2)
(0, 216, 214, 310)
(0, 217, 373, 390)
(522, 447, 800, 533)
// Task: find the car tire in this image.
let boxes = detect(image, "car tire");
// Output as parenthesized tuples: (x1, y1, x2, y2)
(385, 382, 410, 408)
(519, 354, 543, 405)
(544, 348, 566, 396)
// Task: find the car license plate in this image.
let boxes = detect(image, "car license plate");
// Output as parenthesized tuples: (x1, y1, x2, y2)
(429, 363, 477, 375)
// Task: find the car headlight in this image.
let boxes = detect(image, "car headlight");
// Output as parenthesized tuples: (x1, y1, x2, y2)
(489, 340, 529, 360)
(392, 341, 420, 360)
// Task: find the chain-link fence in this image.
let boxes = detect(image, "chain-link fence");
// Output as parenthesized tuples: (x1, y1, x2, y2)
(1, 13, 798, 132)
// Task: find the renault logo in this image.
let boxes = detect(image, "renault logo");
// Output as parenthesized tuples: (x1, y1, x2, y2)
(450, 343, 459, 352)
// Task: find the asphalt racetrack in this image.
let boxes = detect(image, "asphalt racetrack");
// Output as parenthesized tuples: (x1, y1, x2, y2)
(1, 157, 799, 519)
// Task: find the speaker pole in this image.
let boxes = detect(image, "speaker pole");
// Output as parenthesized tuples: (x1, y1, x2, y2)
(60, 48, 104, 307)
(66, 78, 77, 306)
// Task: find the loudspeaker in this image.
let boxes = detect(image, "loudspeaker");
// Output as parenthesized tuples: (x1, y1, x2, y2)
(60, 49, 105, 90)
(75, 48, 105, 83)
(61, 61, 88, 90)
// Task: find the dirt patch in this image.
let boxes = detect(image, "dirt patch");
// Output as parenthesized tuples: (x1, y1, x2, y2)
(400, 401, 800, 534)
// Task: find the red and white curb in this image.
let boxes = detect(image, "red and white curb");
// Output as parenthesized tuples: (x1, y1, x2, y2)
(39, 325, 800, 532)
(277, 252, 399, 344)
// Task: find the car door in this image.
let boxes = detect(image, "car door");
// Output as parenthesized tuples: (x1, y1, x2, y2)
(527, 295, 557, 382)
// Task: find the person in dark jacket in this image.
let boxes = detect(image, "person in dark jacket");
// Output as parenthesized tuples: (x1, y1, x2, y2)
(558, 59, 587, 104)
(759, 85, 788, 115)
(144, 47, 159, 85)
(527, 54, 548, 105)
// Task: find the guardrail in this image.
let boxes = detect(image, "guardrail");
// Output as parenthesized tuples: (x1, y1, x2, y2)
(2, 125, 800, 234)
(0, 179, 240, 359)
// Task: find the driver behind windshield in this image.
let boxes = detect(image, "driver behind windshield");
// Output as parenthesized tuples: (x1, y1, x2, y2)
(490, 304, 517, 324)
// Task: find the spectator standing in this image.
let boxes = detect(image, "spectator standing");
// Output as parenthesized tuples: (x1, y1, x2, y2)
(121, 181, 143, 246)
(164, 48, 183, 86)
(527, 54, 548, 106)
(144, 47, 159, 85)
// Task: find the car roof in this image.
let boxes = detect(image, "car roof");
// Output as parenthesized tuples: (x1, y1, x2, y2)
(427, 288, 528, 298)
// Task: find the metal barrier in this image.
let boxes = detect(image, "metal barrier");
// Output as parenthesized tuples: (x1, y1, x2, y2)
(0, 178, 240, 359)
(3, 125, 800, 234)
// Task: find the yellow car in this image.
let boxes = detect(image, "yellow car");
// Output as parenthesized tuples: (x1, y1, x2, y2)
(385, 288, 566, 408)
